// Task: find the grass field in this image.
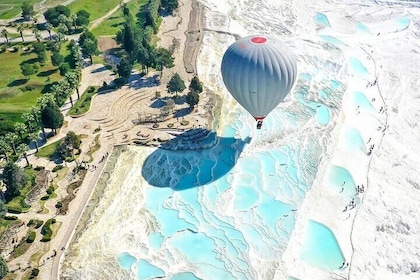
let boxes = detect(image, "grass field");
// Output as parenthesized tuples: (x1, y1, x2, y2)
(91, 0, 148, 37)
(0, 0, 42, 20)
(35, 139, 61, 158)
(0, 41, 71, 129)
(68, 86, 98, 116)
(68, 0, 122, 22)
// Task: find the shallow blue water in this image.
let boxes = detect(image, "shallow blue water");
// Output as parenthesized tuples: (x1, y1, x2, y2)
(316, 105, 330, 125)
(356, 22, 370, 33)
(299, 220, 345, 270)
(343, 127, 366, 153)
(320, 35, 347, 48)
(136, 259, 165, 279)
(117, 252, 137, 270)
(348, 57, 369, 77)
(396, 17, 410, 29)
(327, 165, 357, 197)
(170, 272, 202, 280)
(314, 13, 331, 27)
(353, 91, 375, 112)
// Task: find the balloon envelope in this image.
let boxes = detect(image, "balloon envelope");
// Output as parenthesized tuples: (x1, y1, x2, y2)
(221, 35, 297, 121)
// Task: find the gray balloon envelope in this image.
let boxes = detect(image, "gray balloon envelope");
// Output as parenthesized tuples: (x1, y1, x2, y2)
(221, 35, 297, 120)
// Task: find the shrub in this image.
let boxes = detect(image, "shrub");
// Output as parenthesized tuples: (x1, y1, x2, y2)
(46, 186, 54, 195)
(88, 86, 95, 93)
(27, 219, 43, 228)
(22, 85, 36, 92)
(41, 218, 55, 242)
(40, 195, 49, 201)
(3, 215, 18, 220)
(27, 231, 36, 243)
(52, 164, 63, 172)
(55, 201, 62, 208)
(7, 205, 22, 214)
(34, 166, 44, 171)
(181, 120, 189, 126)
(65, 157, 74, 162)
(30, 268, 39, 278)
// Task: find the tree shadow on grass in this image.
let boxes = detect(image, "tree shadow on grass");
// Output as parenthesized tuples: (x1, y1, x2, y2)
(20, 58, 39, 65)
(37, 69, 57, 77)
(42, 82, 56, 93)
(111, 22, 124, 28)
(142, 130, 251, 190)
(7, 79, 28, 87)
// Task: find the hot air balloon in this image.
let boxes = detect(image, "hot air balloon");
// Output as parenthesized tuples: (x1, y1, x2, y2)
(221, 35, 297, 129)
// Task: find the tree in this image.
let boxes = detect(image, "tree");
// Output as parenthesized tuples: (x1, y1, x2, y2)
(82, 39, 97, 63)
(21, 2, 35, 21)
(1, 29, 9, 44)
(59, 62, 71, 76)
(76, 10, 90, 28)
(0, 256, 8, 279)
(22, 112, 36, 132)
(32, 42, 46, 64)
(20, 62, 39, 79)
(186, 90, 199, 108)
(0, 200, 7, 219)
(57, 131, 80, 159)
(30, 105, 46, 140)
(117, 56, 132, 82)
(14, 122, 27, 141)
(51, 51, 64, 67)
(0, 139, 11, 162)
(2, 162, 25, 200)
(116, 20, 138, 55)
(76, 10, 90, 20)
(17, 25, 25, 42)
(64, 131, 80, 149)
(28, 131, 40, 152)
(5, 132, 18, 155)
(167, 73, 186, 96)
(189, 76, 203, 93)
(41, 102, 64, 134)
(50, 80, 71, 106)
(153, 47, 174, 76)
(79, 31, 98, 63)
(45, 23, 53, 40)
(32, 27, 41, 42)
(44, 5, 71, 27)
(160, 0, 179, 15)
(65, 71, 81, 99)
(17, 143, 30, 166)
(136, 44, 153, 73)
(70, 14, 78, 32)
(57, 22, 69, 36)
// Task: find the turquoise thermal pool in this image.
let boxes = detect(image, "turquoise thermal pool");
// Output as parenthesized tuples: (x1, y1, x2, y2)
(299, 220, 345, 270)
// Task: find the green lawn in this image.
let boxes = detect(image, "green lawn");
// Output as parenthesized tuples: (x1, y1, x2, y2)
(35, 139, 61, 158)
(0, 41, 70, 129)
(68, 0, 122, 22)
(0, 0, 43, 20)
(6, 167, 37, 213)
(68, 86, 98, 116)
(91, 0, 148, 37)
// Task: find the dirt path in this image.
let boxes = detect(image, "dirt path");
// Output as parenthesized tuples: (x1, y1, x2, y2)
(89, 0, 133, 31)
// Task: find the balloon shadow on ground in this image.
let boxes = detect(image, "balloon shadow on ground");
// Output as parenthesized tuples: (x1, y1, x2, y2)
(142, 130, 250, 191)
